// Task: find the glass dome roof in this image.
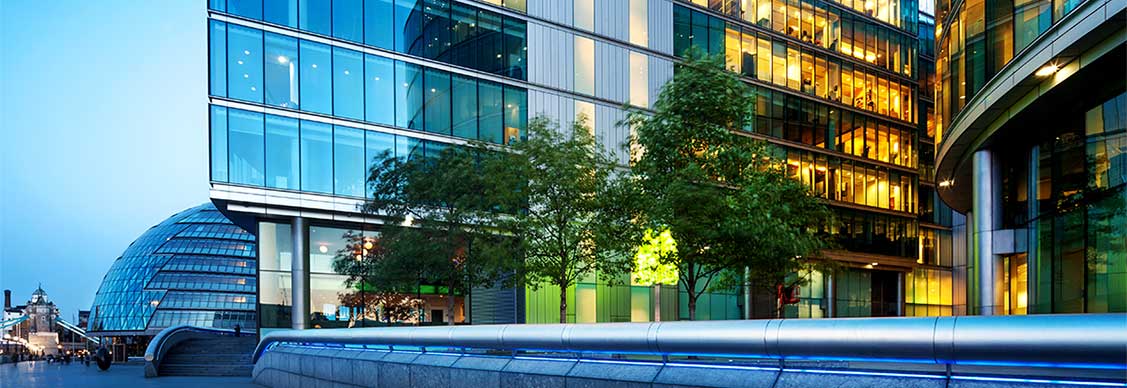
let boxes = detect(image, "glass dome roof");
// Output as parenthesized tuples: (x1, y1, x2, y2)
(87, 203, 257, 335)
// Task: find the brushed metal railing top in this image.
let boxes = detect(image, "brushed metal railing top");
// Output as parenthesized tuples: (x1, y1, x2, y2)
(253, 314, 1127, 369)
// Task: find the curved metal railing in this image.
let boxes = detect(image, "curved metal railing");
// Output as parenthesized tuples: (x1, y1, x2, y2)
(253, 313, 1127, 370)
(144, 325, 239, 377)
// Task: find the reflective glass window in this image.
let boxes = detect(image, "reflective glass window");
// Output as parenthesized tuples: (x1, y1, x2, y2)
(478, 81, 504, 144)
(228, 0, 263, 19)
(424, 68, 451, 135)
(229, 109, 266, 186)
(364, 54, 395, 126)
(333, 47, 364, 120)
(629, 51, 649, 108)
(575, 0, 594, 31)
(502, 17, 527, 79)
(264, 0, 298, 27)
(423, 0, 451, 60)
(300, 40, 332, 114)
(478, 11, 505, 75)
(334, 125, 366, 197)
(394, 0, 422, 53)
(210, 0, 226, 11)
(228, 25, 264, 103)
(265, 33, 299, 109)
(209, 21, 227, 97)
(210, 106, 229, 182)
(396, 61, 424, 130)
(629, 0, 648, 46)
(301, 120, 333, 193)
(266, 115, 300, 190)
(333, 0, 364, 42)
(300, 0, 332, 35)
(365, 130, 396, 198)
(364, 0, 394, 49)
(503, 86, 527, 144)
(452, 74, 478, 139)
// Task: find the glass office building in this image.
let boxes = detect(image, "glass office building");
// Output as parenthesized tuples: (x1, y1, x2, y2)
(87, 203, 257, 356)
(206, 0, 969, 331)
(934, 0, 1125, 314)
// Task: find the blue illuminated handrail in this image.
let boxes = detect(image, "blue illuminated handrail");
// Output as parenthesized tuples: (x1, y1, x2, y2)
(252, 313, 1127, 370)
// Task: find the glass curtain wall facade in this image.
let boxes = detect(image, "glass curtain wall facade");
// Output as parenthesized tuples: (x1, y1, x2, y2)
(933, 0, 1125, 315)
(87, 204, 257, 356)
(673, 0, 928, 318)
(209, 0, 943, 327)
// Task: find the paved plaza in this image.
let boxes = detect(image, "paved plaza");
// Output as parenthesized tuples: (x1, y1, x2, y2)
(0, 361, 260, 388)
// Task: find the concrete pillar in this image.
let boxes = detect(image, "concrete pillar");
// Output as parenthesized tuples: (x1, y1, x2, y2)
(291, 216, 310, 330)
(973, 150, 1001, 315)
(1026, 145, 1040, 313)
(825, 273, 835, 318)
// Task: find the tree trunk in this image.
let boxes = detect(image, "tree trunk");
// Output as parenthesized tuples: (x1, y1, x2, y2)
(559, 285, 568, 324)
(687, 293, 697, 321)
(446, 281, 456, 326)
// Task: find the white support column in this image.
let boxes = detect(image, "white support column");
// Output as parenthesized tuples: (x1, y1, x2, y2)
(291, 216, 310, 329)
(973, 150, 1001, 315)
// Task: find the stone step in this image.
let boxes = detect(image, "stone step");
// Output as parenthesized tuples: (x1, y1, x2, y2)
(163, 354, 252, 364)
(159, 364, 253, 377)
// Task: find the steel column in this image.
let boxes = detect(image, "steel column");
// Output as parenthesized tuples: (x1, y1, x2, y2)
(972, 150, 1001, 315)
(291, 216, 310, 330)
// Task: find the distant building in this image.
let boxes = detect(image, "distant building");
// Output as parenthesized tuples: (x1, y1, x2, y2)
(87, 203, 257, 360)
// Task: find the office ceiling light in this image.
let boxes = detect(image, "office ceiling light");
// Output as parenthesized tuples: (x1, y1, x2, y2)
(1035, 64, 1059, 77)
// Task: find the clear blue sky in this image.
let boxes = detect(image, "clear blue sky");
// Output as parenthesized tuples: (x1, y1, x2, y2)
(1, 1, 209, 321)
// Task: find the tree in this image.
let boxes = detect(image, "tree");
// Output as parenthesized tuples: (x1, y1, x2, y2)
(482, 116, 643, 323)
(337, 146, 518, 325)
(626, 49, 832, 320)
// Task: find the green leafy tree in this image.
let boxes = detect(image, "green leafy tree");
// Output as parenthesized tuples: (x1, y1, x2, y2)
(483, 116, 643, 323)
(336, 146, 518, 325)
(626, 49, 832, 320)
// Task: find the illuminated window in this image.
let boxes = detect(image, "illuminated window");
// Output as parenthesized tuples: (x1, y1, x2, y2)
(629, 0, 648, 46)
(574, 36, 595, 96)
(629, 51, 649, 108)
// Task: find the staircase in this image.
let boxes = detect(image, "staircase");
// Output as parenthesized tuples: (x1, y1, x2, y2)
(156, 335, 256, 377)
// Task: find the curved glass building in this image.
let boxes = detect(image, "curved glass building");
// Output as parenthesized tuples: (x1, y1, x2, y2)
(87, 203, 257, 345)
(934, 0, 1125, 314)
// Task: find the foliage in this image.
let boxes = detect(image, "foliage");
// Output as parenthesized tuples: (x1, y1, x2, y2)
(632, 228, 679, 286)
(626, 48, 832, 319)
(482, 115, 644, 323)
(334, 146, 519, 325)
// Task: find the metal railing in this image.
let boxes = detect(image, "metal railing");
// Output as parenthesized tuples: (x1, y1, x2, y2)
(253, 313, 1127, 371)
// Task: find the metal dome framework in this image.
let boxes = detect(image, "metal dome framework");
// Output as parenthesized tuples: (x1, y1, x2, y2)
(87, 203, 258, 336)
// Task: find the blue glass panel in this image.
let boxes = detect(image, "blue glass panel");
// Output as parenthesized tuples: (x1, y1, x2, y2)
(364, 54, 395, 126)
(333, 47, 364, 120)
(209, 21, 227, 97)
(228, 25, 264, 103)
(422, 0, 450, 60)
(502, 17, 527, 80)
(395, 61, 423, 130)
(477, 11, 505, 75)
(265, 33, 299, 109)
(228, 0, 263, 19)
(333, 0, 364, 42)
(210, 105, 229, 182)
(364, 0, 394, 49)
(264, 0, 298, 27)
(364, 130, 395, 198)
(394, 0, 421, 53)
(449, 3, 479, 69)
(209, 0, 226, 12)
(478, 80, 503, 144)
(334, 126, 366, 197)
(503, 86, 526, 144)
(398, 135, 423, 160)
(300, 40, 332, 114)
(452, 74, 477, 139)
(229, 109, 265, 186)
(300, 0, 332, 35)
(423, 68, 451, 135)
(266, 114, 300, 190)
(301, 120, 333, 193)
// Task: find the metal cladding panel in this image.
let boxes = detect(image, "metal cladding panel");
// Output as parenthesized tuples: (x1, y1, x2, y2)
(649, 0, 674, 54)
(527, 24, 574, 91)
(595, 103, 630, 165)
(595, 41, 628, 103)
(649, 55, 673, 105)
(595, 0, 629, 42)
(528, 90, 575, 128)
(528, 0, 573, 26)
